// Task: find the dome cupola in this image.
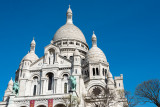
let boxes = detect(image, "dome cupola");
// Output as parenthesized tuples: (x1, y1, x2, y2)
(53, 5, 87, 44)
(86, 32, 107, 63)
(52, 5, 88, 58)
(21, 38, 39, 63)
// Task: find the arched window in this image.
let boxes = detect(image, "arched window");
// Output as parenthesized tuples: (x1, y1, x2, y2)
(93, 68, 95, 76)
(63, 74, 68, 79)
(33, 76, 38, 96)
(85, 71, 87, 75)
(23, 73, 25, 78)
(87, 70, 89, 77)
(46, 73, 54, 91)
(20, 70, 22, 77)
(105, 69, 107, 76)
(63, 41, 67, 45)
(96, 68, 99, 75)
(49, 57, 50, 64)
(64, 83, 68, 93)
(63, 74, 68, 93)
(103, 68, 105, 76)
(70, 56, 73, 60)
(75, 69, 77, 74)
(76, 42, 80, 46)
(64, 56, 67, 59)
(69, 41, 74, 45)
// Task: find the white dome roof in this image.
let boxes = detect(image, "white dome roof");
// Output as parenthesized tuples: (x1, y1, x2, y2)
(8, 78, 13, 85)
(53, 6, 87, 43)
(86, 32, 107, 63)
(86, 46, 107, 63)
(53, 23, 86, 43)
(22, 52, 39, 63)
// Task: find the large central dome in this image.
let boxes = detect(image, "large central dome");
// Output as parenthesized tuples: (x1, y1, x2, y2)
(53, 23, 86, 43)
(52, 5, 87, 43)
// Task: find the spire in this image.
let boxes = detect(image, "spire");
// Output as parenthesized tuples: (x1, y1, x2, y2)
(92, 31, 97, 47)
(30, 37, 36, 53)
(66, 5, 73, 24)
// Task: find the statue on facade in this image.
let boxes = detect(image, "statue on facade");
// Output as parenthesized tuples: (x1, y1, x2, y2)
(70, 76, 76, 91)
(49, 51, 55, 64)
(12, 81, 19, 96)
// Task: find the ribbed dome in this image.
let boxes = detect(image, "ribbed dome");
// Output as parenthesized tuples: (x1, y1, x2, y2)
(86, 46, 107, 63)
(53, 23, 86, 43)
(86, 32, 107, 63)
(53, 6, 87, 44)
(22, 52, 39, 63)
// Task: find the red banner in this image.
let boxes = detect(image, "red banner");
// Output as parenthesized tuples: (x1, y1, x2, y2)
(48, 99, 53, 107)
(30, 100, 35, 107)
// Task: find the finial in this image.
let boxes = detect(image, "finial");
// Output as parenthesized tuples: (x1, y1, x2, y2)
(92, 31, 97, 47)
(93, 31, 95, 34)
(11, 77, 12, 80)
(33, 37, 34, 40)
(66, 4, 73, 24)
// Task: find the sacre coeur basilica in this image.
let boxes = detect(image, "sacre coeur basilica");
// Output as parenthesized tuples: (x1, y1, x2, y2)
(0, 6, 127, 107)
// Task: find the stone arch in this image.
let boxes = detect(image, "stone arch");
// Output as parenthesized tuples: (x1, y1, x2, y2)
(31, 73, 40, 80)
(35, 102, 47, 107)
(37, 105, 46, 107)
(46, 72, 54, 91)
(44, 71, 56, 77)
(54, 104, 66, 107)
(87, 83, 105, 92)
(59, 71, 70, 79)
(45, 44, 60, 54)
(18, 103, 29, 107)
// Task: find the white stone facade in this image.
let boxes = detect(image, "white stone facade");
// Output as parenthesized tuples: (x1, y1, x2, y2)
(0, 6, 126, 107)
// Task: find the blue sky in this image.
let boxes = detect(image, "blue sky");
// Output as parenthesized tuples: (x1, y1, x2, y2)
(0, 0, 160, 107)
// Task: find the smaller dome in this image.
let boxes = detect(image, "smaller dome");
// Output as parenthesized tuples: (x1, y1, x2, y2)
(86, 47, 107, 63)
(74, 49, 80, 56)
(8, 78, 13, 85)
(22, 52, 39, 63)
(86, 32, 107, 63)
